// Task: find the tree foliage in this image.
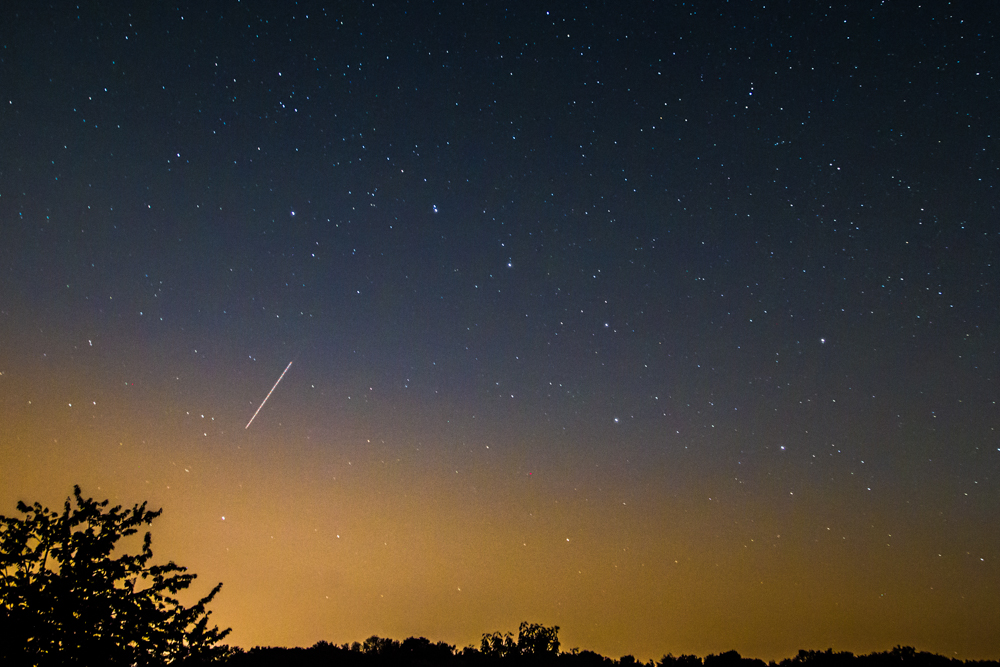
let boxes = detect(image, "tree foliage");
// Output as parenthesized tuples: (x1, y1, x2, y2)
(481, 622, 561, 660)
(0, 485, 230, 666)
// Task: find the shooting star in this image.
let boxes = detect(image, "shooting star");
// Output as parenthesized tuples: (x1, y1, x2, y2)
(245, 361, 293, 429)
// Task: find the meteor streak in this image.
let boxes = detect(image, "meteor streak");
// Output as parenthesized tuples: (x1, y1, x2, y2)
(245, 361, 293, 429)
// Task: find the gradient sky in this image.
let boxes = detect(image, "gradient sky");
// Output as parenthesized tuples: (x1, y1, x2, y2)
(1, 1, 997, 662)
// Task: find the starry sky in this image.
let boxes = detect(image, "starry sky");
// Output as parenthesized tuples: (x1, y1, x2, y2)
(1, 1, 997, 661)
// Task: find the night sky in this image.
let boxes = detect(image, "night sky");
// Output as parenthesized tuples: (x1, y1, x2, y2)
(1, 1, 998, 661)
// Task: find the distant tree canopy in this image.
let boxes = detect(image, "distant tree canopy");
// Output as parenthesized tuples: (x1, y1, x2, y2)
(481, 622, 561, 659)
(226, 638, 1000, 667)
(0, 485, 230, 666)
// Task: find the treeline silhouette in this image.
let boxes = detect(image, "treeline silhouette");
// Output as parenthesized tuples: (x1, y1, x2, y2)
(226, 627, 1000, 667)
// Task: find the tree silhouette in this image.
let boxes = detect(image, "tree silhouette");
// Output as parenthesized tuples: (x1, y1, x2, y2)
(0, 485, 230, 666)
(481, 631, 518, 659)
(704, 651, 766, 667)
(480, 622, 560, 660)
(364, 635, 403, 659)
(659, 654, 704, 667)
(515, 622, 560, 657)
(223, 629, 1000, 667)
(400, 636, 457, 665)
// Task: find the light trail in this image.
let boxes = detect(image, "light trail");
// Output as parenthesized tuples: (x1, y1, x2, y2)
(245, 361, 293, 429)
